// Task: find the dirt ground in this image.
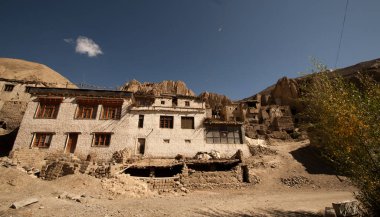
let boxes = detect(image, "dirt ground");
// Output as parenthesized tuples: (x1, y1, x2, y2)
(0, 140, 357, 217)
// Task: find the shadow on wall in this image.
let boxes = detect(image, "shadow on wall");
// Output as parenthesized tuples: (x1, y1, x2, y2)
(193, 208, 322, 217)
(0, 128, 18, 157)
(290, 145, 339, 175)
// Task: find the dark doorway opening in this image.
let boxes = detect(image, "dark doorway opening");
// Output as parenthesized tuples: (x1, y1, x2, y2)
(65, 133, 78, 154)
(137, 138, 145, 155)
(241, 165, 250, 183)
(0, 128, 18, 157)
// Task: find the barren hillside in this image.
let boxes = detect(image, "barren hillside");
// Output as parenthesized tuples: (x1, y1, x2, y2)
(0, 58, 76, 88)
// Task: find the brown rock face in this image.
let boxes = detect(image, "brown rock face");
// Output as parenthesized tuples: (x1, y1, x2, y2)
(198, 92, 232, 110)
(121, 80, 195, 96)
(0, 58, 76, 88)
(271, 77, 299, 106)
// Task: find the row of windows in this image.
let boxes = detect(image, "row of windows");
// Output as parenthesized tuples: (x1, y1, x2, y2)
(32, 133, 193, 149)
(32, 132, 112, 148)
(2, 84, 32, 92)
(134, 115, 195, 129)
(35, 103, 121, 120)
(160, 99, 191, 107)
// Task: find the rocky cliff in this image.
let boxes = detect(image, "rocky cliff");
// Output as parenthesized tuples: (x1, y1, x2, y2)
(199, 92, 232, 110)
(243, 58, 380, 111)
(0, 58, 77, 88)
(120, 79, 195, 96)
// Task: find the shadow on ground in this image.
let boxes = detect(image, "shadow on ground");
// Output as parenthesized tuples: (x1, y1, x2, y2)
(193, 208, 323, 217)
(290, 145, 338, 175)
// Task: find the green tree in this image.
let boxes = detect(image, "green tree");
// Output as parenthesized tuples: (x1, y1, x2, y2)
(301, 69, 380, 216)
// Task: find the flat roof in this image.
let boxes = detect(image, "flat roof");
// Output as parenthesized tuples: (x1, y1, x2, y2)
(29, 87, 133, 98)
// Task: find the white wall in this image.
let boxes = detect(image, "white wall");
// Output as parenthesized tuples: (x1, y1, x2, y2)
(14, 96, 250, 160)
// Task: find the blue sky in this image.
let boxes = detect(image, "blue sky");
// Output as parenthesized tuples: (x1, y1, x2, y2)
(1, 0, 379, 100)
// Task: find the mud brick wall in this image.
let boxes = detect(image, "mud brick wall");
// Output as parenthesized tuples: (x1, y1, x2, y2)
(9, 148, 47, 168)
(40, 160, 80, 180)
(143, 177, 180, 193)
(183, 170, 241, 189)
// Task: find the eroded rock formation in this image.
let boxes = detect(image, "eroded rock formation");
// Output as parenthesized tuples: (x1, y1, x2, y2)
(121, 79, 195, 96)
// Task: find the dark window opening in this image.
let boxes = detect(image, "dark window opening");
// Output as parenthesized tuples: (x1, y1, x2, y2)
(161, 100, 165, 105)
(172, 98, 178, 106)
(185, 101, 190, 107)
(4, 84, 14, 92)
(92, 133, 111, 147)
(138, 115, 144, 128)
(181, 117, 194, 129)
(160, 116, 173, 128)
(25, 86, 32, 93)
(247, 101, 257, 108)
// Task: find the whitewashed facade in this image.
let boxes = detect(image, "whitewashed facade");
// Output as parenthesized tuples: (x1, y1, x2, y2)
(13, 87, 250, 160)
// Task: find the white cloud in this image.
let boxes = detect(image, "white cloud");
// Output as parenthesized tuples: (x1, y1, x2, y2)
(75, 36, 103, 57)
(64, 38, 74, 43)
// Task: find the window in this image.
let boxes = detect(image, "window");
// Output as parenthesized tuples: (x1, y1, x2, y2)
(76, 104, 98, 119)
(206, 126, 242, 144)
(160, 116, 173, 128)
(163, 139, 170, 143)
(172, 98, 178, 106)
(161, 100, 165, 105)
(181, 117, 194, 129)
(93, 133, 111, 147)
(36, 103, 60, 119)
(25, 86, 32, 93)
(32, 133, 53, 148)
(101, 105, 121, 120)
(4, 84, 14, 92)
(138, 115, 144, 128)
(185, 101, 190, 107)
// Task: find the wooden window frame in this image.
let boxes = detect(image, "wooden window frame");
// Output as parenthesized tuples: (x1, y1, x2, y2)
(92, 133, 112, 147)
(205, 126, 242, 144)
(36, 103, 60, 119)
(4, 84, 14, 92)
(181, 117, 194, 129)
(32, 133, 54, 148)
(76, 104, 98, 119)
(100, 105, 121, 120)
(160, 116, 173, 129)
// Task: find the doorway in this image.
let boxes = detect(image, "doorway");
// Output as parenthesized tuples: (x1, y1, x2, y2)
(137, 138, 145, 155)
(65, 133, 78, 154)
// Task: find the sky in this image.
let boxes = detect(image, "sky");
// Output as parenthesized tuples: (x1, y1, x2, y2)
(1, 0, 380, 100)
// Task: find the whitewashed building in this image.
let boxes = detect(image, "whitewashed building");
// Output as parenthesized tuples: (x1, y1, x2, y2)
(13, 87, 250, 160)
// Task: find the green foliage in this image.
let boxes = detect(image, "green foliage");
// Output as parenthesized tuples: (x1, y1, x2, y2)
(301, 66, 380, 216)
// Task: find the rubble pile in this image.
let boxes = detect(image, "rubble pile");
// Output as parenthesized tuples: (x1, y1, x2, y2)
(101, 174, 153, 198)
(248, 145, 277, 156)
(280, 176, 313, 188)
